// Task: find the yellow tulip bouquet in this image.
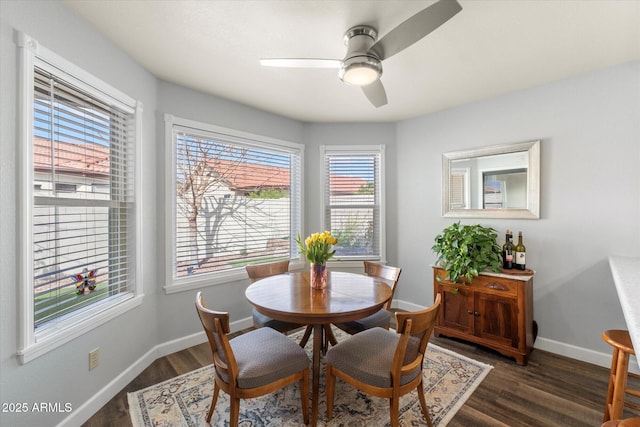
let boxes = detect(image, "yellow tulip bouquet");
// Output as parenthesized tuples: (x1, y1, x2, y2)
(296, 231, 339, 264)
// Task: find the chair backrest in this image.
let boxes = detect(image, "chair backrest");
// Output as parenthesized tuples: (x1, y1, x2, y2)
(195, 292, 238, 387)
(245, 260, 290, 283)
(363, 261, 402, 310)
(392, 293, 442, 385)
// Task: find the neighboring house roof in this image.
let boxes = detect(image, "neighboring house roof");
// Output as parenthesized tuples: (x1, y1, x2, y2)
(205, 158, 289, 191)
(329, 174, 369, 195)
(206, 158, 369, 195)
(33, 137, 110, 178)
(34, 138, 371, 194)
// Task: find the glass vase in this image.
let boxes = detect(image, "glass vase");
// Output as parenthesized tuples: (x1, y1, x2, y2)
(310, 263, 327, 289)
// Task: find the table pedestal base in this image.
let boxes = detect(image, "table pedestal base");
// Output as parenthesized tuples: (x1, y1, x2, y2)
(310, 324, 338, 426)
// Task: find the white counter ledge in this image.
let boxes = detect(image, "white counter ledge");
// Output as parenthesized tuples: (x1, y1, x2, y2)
(609, 256, 640, 354)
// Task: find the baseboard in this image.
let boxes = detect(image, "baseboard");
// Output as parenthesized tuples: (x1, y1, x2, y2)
(57, 316, 253, 427)
(57, 301, 639, 427)
(393, 299, 425, 313)
(535, 336, 639, 373)
(394, 299, 639, 373)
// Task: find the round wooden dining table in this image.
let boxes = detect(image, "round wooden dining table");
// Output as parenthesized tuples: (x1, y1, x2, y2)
(245, 270, 393, 427)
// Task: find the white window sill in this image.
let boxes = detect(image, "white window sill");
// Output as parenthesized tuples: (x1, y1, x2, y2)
(327, 258, 384, 269)
(164, 260, 307, 294)
(18, 293, 143, 364)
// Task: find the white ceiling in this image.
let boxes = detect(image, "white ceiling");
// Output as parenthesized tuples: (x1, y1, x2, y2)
(61, 0, 640, 123)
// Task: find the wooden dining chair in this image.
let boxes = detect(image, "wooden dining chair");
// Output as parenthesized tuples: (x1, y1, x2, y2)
(245, 260, 313, 346)
(195, 291, 310, 426)
(334, 261, 402, 335)
(325, 293, 442, 427)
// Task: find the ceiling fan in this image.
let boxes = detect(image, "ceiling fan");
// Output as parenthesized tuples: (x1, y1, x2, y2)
(260, 0, 462, 108)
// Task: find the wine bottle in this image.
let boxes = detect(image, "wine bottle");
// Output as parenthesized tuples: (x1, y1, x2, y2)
(502, 230, 514, 269)
(515, 231, 526, 270)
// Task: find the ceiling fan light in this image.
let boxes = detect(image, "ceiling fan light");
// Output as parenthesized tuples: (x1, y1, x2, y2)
(339, 56, 382, 86)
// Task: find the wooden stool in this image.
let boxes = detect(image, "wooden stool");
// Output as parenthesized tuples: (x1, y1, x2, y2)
(602, 330, 640, 422)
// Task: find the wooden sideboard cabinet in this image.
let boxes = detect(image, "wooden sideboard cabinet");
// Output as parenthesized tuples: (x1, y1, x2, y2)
(433, 266, 536, 365)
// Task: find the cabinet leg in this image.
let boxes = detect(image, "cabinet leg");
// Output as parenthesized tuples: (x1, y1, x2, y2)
(515, 354, 528, 366)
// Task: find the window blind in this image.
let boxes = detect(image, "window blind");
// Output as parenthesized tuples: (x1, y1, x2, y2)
(450, 172, 467, 208)
(173, 127, 302, 279)
(323, 152, 381, 259)
(32, 67, 136, 328)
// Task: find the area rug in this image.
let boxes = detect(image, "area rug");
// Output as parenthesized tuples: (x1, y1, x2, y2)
(128, 327, 492, 426)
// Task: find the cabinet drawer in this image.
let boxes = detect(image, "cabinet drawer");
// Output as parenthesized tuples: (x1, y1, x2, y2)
(433, 268, 519, 297)
(473, 275, 518, 297)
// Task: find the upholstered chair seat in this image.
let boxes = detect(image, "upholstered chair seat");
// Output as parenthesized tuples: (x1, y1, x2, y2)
(226, 327, 310, 388)
(334, 261, 402, 335)
(325, 327, 421, 388)
(325, 294, 442, 427)
(334, 309, 392, 335)
(195, 292, 310, 426)
(250, 310, 301, 333)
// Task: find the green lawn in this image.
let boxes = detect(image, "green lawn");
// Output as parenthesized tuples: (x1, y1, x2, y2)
(35, 256, 287, 326)
(230, 256, 288, 268)
(34, 283, 108, 326)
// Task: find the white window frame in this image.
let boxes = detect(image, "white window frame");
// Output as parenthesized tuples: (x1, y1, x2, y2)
(17, 33, 144, 364)
(450, 167, 471, 209)
(320, 144, 386, 268)
(164, 114, 305, 294)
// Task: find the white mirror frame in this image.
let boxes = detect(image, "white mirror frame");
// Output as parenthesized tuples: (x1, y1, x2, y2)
(442, 140, 540, 219)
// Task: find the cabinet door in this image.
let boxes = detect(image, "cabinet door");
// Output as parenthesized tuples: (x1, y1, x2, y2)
(474, 292, 519, 348)
(437, 283, 473, 335)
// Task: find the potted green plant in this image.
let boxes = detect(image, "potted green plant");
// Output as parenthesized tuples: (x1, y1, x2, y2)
(432, 222, 502, 284)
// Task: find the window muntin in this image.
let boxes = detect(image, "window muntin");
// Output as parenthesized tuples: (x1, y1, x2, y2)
(167, 117, 303, 288)
(322, 146, 385, 261)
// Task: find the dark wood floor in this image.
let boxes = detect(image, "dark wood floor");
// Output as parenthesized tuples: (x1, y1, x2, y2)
(83, 326, 639, 426)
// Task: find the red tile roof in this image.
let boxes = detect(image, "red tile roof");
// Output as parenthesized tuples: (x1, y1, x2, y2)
(34, 137, 110, 178)
(205, 158, 290, 190)
(34, 138, 372, 194)
(206, 158, 369, 194)
(328, 174, 369, 195)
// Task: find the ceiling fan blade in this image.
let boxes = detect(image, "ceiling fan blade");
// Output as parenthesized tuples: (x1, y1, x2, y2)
(362, 80, 388, 108)
(259, 58, 341, 68)
(369, 0, 462, 61)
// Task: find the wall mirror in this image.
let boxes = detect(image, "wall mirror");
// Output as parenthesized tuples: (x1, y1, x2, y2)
(442, 140, 540, 219)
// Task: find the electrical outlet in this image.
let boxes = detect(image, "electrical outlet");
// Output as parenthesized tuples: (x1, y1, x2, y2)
(89, 348, 99, 370)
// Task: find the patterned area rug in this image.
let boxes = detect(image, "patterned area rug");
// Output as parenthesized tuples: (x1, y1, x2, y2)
(128, 327, 492, 426)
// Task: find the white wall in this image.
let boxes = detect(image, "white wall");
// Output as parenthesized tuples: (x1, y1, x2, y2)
(302, 122, 398, 267)
(1, 3, 307, 425)
(1, 1, 158, 426)
(154, 81, 306, 345)
(395, 61, 640, 363)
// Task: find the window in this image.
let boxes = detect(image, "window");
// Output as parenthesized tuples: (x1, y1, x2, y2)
(18, 33, 142, 363)
(482, 168, 527, 209)
(165, 115, 303, 292)
(321, 145, 385, 263)
(53, 183, 77, 193)
(450, 168, 470, 209)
